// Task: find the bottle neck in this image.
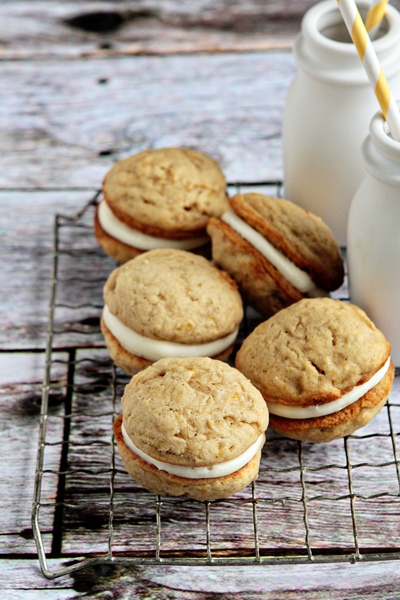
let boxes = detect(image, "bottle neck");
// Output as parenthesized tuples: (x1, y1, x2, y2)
(362, 108, 400, 186)
(294, 0, 400, 84)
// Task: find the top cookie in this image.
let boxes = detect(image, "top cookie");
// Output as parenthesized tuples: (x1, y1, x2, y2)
(121, 356, 269, 467)
(229, 193, 344, 290)
(103, 147, 229, 235)
(103, 248, 243, 344)
(235, 298, 391, 406)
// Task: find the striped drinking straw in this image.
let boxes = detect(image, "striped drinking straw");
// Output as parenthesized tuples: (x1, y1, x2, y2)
(336, 0, 400, 141)
(365, 0, 389, 31)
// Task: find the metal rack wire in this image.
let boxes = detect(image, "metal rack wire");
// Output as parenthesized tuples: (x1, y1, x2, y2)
(32, 184, 400, 579)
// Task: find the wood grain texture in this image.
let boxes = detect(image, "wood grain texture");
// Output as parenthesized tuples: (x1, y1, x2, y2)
(1, 558, 400, 599)
(2, 0, 399, 60)
(2, 0, 400, 594)
(0, 191, 109, 350)
(0, 351, 67, 554)
(11, 199, 399, 566)
(0, 0, 316, 59)
(0, 52, 295, 189)
(51, 347, 400, 558)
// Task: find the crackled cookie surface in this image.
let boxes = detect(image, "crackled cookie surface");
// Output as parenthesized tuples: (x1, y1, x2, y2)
(115, 357, 269, 500)
(103, 248, 243, 344)
(103, 147, 229, 233)
(236, 298, 393, 442)
(236, 298, 391, 405)
(122, 356, 269, 466)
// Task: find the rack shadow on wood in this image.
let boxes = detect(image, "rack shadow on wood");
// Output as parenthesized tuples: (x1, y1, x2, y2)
(32, 185, 400, 579)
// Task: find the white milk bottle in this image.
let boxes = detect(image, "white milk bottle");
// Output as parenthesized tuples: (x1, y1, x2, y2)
(347, 105, 400, 365)
(282, 0, 400, 245)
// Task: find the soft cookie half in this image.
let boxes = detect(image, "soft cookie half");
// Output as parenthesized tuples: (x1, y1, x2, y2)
(236, 298, 394, 442)
(95, 147, 229, 262)
(101, 249, 243, 374)
(114, 357, 269, 500)
(207, 193, 344, 318)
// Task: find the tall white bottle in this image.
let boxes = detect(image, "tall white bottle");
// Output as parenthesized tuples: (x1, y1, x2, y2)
(347, 106, 400, 365)
(282, 0, 400, 245)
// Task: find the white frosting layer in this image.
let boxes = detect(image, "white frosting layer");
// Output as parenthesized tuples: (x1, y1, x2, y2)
(267, 356, 391, 419)
(121, 422, 265, 479)
(98, 199, 209, 250)
(103, 305, 239, 361)
(222, 210, 325, 295)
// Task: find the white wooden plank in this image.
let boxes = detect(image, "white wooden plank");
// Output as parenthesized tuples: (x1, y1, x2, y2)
(2, 0, 399, 59)
(2, 0, 399, 60)
(0, 191, 108, 350)
(0, 0, 318, 59)
(0, 352, 68, 554)
(1, 558, 400, 599)
(145, 561, 400, 596)
(0, 52, 295, 189)
(0, 560, 76, 594)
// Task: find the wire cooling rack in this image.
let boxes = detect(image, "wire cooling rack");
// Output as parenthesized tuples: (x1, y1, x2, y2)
(32, 183, 400, 579)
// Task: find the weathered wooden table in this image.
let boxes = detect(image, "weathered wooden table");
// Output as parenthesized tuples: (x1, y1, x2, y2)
(1, 1, 400, 597)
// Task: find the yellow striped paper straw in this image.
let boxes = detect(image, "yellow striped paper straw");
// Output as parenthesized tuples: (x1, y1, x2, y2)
(337, 0, 400, 141)
(365, 0, 389, 31)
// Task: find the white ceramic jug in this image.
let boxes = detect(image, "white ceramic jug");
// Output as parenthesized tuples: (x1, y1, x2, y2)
(347, 105, 400, 365)
(282, 0, 400, 245)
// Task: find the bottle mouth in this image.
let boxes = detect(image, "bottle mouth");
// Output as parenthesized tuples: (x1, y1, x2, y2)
(302, 0, 396, 55)
(370, 103, 400, 151)
(294, 0, 400, 83)
(316, 4, 387, 44)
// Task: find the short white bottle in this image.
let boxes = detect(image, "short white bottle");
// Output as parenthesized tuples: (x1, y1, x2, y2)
(282, 0, 400, 245)
(347, 105, 400, 365)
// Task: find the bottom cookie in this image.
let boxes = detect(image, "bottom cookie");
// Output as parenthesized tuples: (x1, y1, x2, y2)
(269, 395, 390, 443)
(114, 414, 263, 501)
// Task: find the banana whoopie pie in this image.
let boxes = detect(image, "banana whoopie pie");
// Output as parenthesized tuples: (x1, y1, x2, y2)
(114, 356, 269, 500)
(95, 147, 229, 263)
(236, 298, 394, 442)
(207, 193, 344, 318)
(101, 248, 243, 375)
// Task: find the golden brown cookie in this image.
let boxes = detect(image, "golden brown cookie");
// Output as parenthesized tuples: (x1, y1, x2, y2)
(102, 248, 243, 374)
(235, 298, 394, 442)
(95, 147, 229, 262)
(115, 356, 269, 500)
(207, 193, 344, 317)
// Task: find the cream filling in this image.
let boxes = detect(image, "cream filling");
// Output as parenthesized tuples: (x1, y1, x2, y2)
(121, 422, 265, 479)
(267, 356, 391, 419)
(222, 210, 327, 296)
(103, 305, 239, 362)
(98, 199, 209, 250)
